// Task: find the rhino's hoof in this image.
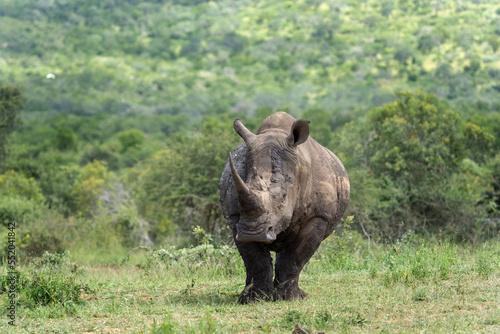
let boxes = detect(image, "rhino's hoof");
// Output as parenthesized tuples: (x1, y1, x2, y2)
(274, 287, 307, 301)
(238, 288, 272, 304)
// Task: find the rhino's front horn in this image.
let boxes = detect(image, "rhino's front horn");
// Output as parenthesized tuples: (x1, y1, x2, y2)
(229, 154, 264, 217)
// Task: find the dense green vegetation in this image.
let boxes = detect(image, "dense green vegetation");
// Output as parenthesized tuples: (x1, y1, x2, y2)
(0, 0, 500, 258)
(337, 91, 498, 241)
(1, 3, 500, 329)
(2, 0, 500, 116)
(2, 87, 497, 260)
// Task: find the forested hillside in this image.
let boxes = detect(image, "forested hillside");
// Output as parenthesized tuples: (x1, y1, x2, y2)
(1, 0, 499, 260)
(1, 0, 500, 116)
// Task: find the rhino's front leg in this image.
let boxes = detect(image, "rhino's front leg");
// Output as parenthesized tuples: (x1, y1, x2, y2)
(273, 217, 328, 301)
(235, 240, 273, 304)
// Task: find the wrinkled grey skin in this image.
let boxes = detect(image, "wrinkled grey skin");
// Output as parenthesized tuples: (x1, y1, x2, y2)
(219, 112, 350, 304)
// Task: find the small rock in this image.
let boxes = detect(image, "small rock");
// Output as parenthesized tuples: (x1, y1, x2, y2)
(292, 323, 325, 334)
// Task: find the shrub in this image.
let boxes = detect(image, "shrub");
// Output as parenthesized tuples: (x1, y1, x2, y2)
(136, 227, 243, 278)
(0, 170, 44, 203)
(144, 244, 240, 274)
(80, 145, 120, 171)
(464, 57, 481, 74)
(0, 208, 68, 260)
(117, 129, 146, 153)
(38, 165, 81, 215)
(394, 47, 414, 65)
(128, 118, 241, 240)
(0, 251, 93, 309)
(417, 34, 440, 53)
(0, 86, 24, 166)
(55, 127, 77, 151)
(32, 250, 75, 270)
(22, 271, 91, 307)
(73, 160, 113, 217)
(0, 196, 46, 228)
(336, 91, 494, 239)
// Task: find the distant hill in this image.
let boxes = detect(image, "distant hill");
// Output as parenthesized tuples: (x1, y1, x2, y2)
(1, 0, 499, 118)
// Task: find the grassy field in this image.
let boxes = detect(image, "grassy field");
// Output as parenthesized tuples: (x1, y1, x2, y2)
(1, 231, 499, 333)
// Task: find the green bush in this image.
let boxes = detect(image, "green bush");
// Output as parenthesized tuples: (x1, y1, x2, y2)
(0, 196, 46, 228)
(38, 165, 81, 215)
(135, 226, 243, 278)
(22, 271, 91, 307)
(80, 145, 120, 171)
(0, 170, 47, 234)
(336, 91, 494, 240)
(32, 250, 75, 270)
(117, 129, 146, 153)
(128, 118, 240, 240)
(55, 127, 77, 151)
(0, 85, 24, 166)
(0, 170, 44, 203)
(0, 170, 71, 259)
(73, 160, 113, 217)
(145, 244, 240, 274)
(0, 251, 93, 309)
(0, 207, 67, 259)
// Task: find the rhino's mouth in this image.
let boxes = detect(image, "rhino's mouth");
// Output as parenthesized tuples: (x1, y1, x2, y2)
(235, 225, 276, 244)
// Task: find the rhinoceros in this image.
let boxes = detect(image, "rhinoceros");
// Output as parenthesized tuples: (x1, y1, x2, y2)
(219, 112, 350, 304)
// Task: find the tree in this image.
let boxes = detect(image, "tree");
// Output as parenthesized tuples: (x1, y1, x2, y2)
(469, 113, 500, 151)
(394, 47, 414, 66)
(129, 117, 241, 241)
(435, 63, 452, 79)
(457, 28, 473, 50)
(0, 170, 46, 227)
(337, 91, 494, 239)
(55, 127, 78, 151)
(0, 86, 24, 167)
(73, 160, 113, 217)
(417, 34, 440, 53)
(301, 108, 334, 147)
(464, 57, 481, 75)
(380, 0, 394, 17)
(487, 35, 499, 52)
(367, 91, 491, 181)
(118, 129, 146, 153)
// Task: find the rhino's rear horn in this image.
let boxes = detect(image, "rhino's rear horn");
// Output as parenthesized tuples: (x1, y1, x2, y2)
(229, 154, 264, 217)
(234, 119, 256, 146)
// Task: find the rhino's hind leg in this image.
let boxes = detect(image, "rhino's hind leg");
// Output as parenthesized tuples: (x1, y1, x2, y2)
(273, 217, 328, 301)
(235, 241, 274, 304)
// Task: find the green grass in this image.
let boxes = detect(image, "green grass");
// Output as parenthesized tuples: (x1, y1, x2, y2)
(1, 233, 499, 333)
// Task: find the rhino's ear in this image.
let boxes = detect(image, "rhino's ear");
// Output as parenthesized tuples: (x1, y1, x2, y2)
(287, 120, 310, 147)
(234, 118, 256, 145)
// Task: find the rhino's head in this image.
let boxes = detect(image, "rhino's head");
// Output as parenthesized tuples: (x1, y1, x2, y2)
(230, 117, 310, 244)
